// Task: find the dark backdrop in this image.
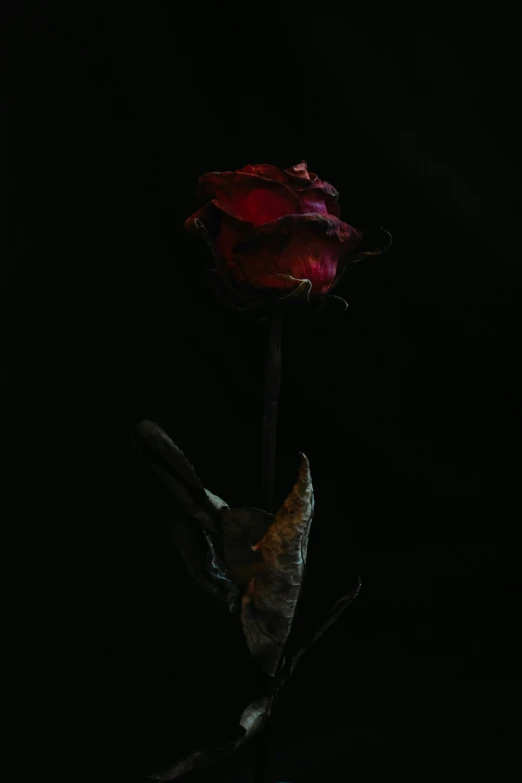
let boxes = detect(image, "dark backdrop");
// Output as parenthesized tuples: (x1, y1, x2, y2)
(6, 2, 522, 782)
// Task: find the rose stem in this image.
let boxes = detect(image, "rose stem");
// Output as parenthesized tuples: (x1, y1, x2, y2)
(250, 303, 283, 783)
(261, 303, 283, 515)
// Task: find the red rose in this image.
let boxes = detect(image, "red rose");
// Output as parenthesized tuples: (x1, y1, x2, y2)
(184, 161, 364, 299)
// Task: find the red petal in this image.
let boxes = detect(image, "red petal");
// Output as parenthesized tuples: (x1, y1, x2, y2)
(221, 214, 363, 296)
(226, 162, 342, 217)
(298, 189, 341, 218)
(197, 172, 302, 226)
(239, 163, 289, 182)
(284, 160, 311, 179)
(283, 162, 338, 197)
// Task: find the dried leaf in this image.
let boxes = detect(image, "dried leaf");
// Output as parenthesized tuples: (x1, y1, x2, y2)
(167, 515, 237, 611)
(149, 697, 270, 781)
(241, 454, 314, 676)
(148, 460, 219, 534)
(134, 421, 236, 608)
(221, 507, 273, 591)
(204, 488, 228, 514)
(136, 420, 207, 494)
(238, 696, 270, 735)
(202, 529, 239, 613)
(136, 420, 228, 532)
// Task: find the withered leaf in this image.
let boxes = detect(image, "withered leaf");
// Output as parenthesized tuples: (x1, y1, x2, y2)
(149, 697, 270, 781)
(238, 695, 270, 735)
(221, 506, 273, 591)
(240, 453, 314, 676)
(134, 421, 237, 609)
(136, 420, 228, 533)
(166, 512, 238, 612)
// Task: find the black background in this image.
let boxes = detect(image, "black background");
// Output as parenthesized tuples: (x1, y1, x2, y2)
(6, 1, 522, 781)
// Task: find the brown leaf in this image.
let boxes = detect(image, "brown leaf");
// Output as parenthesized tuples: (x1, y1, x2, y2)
(241, 453, 314, 676)
(221, 506, 273, 591)
(136, 420, 227, 532)
(134, 421, 236, 608)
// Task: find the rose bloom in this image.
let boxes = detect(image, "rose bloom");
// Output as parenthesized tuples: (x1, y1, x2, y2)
(184, 161, 364, 298)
